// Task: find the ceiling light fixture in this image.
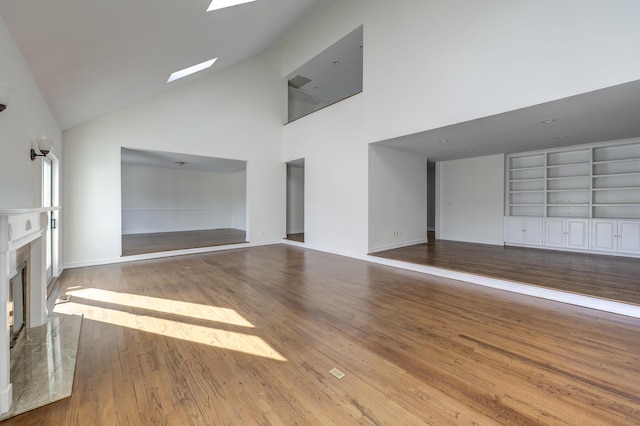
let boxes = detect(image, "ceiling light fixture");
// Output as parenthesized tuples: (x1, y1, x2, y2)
(541, 118, 556, 124)
(555, 135, 568, 140)
(207, 0, 257, 12)
(466, 149, 474, 153)
(438, 139, 448, 143)
(175, 161, 185, 166)
(167, 58, 218, 83)
(333, 60, 340, 65)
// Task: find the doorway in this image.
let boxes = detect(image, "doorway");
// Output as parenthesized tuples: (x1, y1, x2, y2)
(286, 159, 305, 242)
(427, 160, 436, 241)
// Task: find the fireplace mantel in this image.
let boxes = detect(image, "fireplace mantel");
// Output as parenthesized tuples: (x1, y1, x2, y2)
(0, 207, 60, 414)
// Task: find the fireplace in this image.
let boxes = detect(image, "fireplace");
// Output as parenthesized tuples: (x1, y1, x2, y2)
(8, 262, 26, 348)
(0, 208, 57, 414)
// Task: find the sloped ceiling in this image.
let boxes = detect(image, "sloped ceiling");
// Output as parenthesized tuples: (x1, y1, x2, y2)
(0, 0, 335, 130)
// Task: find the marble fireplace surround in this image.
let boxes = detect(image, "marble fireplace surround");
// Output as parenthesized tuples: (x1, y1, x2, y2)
(0, 207, 59, 414)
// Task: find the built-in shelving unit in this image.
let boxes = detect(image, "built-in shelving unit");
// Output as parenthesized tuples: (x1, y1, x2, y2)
(507, 139, 640, 219)
(591, 142, 640, 219)
(508, 153, 545, 217)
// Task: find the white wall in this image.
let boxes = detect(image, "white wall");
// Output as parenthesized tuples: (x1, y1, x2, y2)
(437, 154, 505, 245)
(0, 14, 62, 274)
(369, 145, 427, 252)
(121, 164, 246, 234)
(282, 0, 640, 255)
(0, 14, 61, 208)
(63, 51, 284, 266)
(231, 171, 247, 231)
(286, 165, 304, 234)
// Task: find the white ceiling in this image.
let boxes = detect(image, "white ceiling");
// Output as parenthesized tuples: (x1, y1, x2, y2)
(287, 25, 363, 108)
(121, 148, 246, 172)
(376, 79, 640, 161)
(2, 1, 640, 161)
(0, 0, 335, 130)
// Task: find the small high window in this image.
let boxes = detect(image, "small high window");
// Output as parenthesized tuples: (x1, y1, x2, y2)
(286, 25, 363, 123)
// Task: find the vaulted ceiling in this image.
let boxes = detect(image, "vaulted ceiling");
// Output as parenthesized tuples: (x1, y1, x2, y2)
(0, 0, 335, 130)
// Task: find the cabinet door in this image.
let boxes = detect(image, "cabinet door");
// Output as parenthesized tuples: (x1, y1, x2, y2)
(523, 217, 544, 245)
(591, 220, 618, 252)
(545, 218, 566, 247)
(505, 217, 525, 244)
(566, 219, 589, 250)
(618, 221, 640, 254)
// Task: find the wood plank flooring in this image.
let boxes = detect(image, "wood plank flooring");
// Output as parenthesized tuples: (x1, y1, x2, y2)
(373, 239, 640, 306)
(6, 244, 640, 425)
(122, 228, 246, 256)
(285, 233, 305, 243)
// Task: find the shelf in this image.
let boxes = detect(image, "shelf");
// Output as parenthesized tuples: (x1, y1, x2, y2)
(593, 172, 640, 178)
(509, 166, 545, 171)
(509, 141, 640, 220)
(546, 175, 589, 180)
(546, 162, 590, 168)
(547, 189, 589, 193)
(592, 157, 640, 165)
(547, 203, 589, 206)
(509, 178, 545, 183)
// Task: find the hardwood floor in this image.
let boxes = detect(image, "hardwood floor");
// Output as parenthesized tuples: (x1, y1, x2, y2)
(285, 233, 304, 243)
(6, 244, 640, 425)
(121, 228, 246, 256)
(373, 239, 640, 306)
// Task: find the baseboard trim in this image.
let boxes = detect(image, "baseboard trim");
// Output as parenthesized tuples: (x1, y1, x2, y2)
(368, 239, 427, 254)
(437, 236, 504, 246)
(63, 240, 281, 269)
(0, 384, 12, 415)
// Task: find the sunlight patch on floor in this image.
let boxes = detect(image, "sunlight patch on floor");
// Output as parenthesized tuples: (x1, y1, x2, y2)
(65, 287, 255, 328)
(55, 301, 286, 361)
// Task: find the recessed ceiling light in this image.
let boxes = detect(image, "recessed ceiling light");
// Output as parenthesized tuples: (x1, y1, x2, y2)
(207, 0, 257, 12)
(466, 149, 474, 153)
(555, 135, 568, 140)
(438, 139, 448, 143)
(541, 118, 556, 124)
(167, 58, 217, 83)
(333, 60, 340, 65)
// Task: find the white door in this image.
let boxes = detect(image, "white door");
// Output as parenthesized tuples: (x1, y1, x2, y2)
(566, 219, 589, 250)
(544, 218, 565, 247)
(591, 220, 618, 252)
(618, 221, 640, 254)
(505, 217, 525, 244)
(523, 217, 544, 245)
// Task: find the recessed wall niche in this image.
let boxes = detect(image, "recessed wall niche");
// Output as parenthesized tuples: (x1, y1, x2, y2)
(286, 25, 363, 123)
(120, 148, 247, 255)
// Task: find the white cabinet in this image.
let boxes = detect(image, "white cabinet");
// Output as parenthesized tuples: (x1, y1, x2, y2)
(592, 220, 640, 255)
(544, 218, 589, 250)
(505, 217, 544, 245)
(566, 219, 590, 249)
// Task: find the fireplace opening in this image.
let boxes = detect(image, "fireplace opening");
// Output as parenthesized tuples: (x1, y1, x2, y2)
(9, 261, 26, 349)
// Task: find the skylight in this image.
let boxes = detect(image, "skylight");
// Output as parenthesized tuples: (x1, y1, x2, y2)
(167, 58, 217, 83)
(207, 0, 257, 12)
